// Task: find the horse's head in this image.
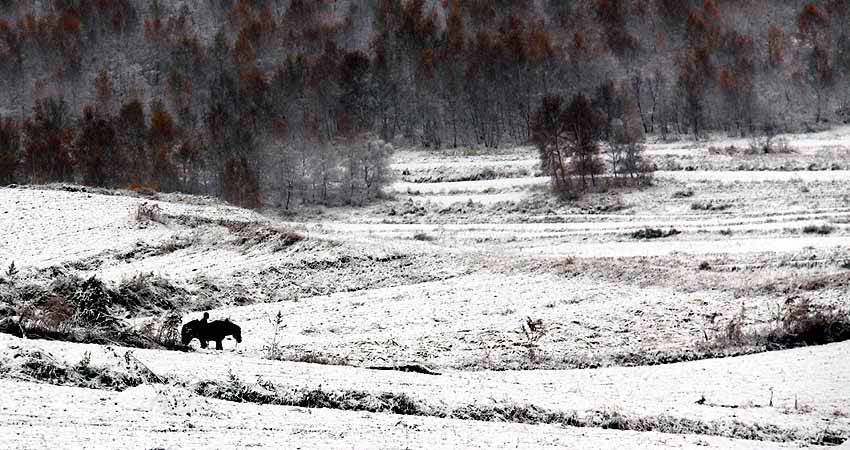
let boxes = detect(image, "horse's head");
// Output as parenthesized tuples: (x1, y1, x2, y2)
(181, 320, 199, 345)
(226, 319, 242, 344)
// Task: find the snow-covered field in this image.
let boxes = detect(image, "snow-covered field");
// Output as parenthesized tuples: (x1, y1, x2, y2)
(2, 129, 850, 448)
(4, 377, 815, 450)
(2, 333, 848, 448)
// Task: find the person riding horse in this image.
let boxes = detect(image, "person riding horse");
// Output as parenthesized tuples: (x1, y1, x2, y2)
(181, 313, 242, 350)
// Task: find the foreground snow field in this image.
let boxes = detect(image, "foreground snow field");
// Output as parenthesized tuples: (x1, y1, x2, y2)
(2, 129, 850, 448)
(2, 333, 848, 441)
(4, 378, 823, 450)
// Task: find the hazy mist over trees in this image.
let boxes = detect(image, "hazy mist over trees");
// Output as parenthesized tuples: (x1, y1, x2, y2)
(0, 0, 848, 206)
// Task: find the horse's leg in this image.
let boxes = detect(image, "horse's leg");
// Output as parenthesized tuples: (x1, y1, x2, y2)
(216, 340, 223, 350)
(201, 340, 208, 349)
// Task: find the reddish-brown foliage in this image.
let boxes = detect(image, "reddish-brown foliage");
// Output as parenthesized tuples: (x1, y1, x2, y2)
(446, 0, 465, 55)
(768, 25, 785, 67)
(527, 20, 554, 61)
(420, 48, 435, 78)
(798, 3, 829, 37)
(233, 29, 256, 66)
(148, 101, 176, 148)
(22, 98, 75, 183)
(239, 67, 269, 99)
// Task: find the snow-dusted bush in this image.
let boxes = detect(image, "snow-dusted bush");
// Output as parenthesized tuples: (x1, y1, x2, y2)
(802, 224, 834, 235)
(630, 228, 681, 239)
(690, 200, 732, 211)
(131, 202, 163, 226)
(0, 347, 161, 391)
(703, 298, 850, 351)
(139, 312, 183, 349)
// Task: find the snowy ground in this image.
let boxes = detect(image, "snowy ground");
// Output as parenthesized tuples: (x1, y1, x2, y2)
(3, 128, 850, 448)
(4, 378, 821, 450)
(2, 333, 848, 448)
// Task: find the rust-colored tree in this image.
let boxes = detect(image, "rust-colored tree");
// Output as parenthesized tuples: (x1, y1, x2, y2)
(768, 26, 785, 68)
(22, 97, 75, 183)
(596, 0, 639, 59)
(233, 29, 256, 67)
(94, 69, 113, 112)
(679, 46, 715, 138)
(798, 3, 829, 44)
(148, 99, 179, 191)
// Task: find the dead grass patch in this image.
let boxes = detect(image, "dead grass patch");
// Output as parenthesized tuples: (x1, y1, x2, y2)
(0, 347, 165, 391)
(703, 298, 850, 352)
(802, 224, 835, 235)
(131, 202, 163, 226)
(0, 275, 190, 351)
(412, 232, 436, 241)
(631, 228, 681, 239)
(190, 372, 844, 445)
(691, 201, 732, 211)
(224, 222, 306, 251)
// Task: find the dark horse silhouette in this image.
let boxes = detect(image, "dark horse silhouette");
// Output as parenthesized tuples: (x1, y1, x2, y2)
(181, 314, 242, 350)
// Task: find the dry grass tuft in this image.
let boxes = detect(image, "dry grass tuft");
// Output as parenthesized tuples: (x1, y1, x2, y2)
(224, 222, 306, 251)
(802, 224, 835, 235)
(0, 347, 164, 391)
(704, 298, 850, 351)
(131, 202, 163, 226)
(631, 228, 681, 239)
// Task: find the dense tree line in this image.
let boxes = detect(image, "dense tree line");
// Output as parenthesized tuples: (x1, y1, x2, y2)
(0, 0, 848, 205)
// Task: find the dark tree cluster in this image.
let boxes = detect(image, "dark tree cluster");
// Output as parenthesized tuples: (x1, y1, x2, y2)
(0, 0, 848, 205)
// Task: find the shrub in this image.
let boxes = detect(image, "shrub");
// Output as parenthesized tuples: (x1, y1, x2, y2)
(2, 274, 191, 351)
(70, 277, 119, 327)
(262, 311, 287, 360)
(0, 347, 161, 391)
(691, 201, 731, 211)
(117, 273, 185, 312)
(672, 189, 694, 198)
(764, 298, 850, 348)
(224, 222, 305, 251)
(193, 372, 424, 416)
(413, 232, 435, 241)
(272, 351, 350, 366)
(5, 261, 17, 279)
(704, 298, 850, 351)
(698, 261, 712, 271)
(518, 317, 548, 364)
(139, 312, 184, 349)
(132, 202, 163, 225)
(748, 121, 795, 154)
(631, 228, 681, 239)
(802, 224, 834, 235)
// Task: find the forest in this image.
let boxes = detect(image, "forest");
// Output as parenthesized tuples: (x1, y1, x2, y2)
(0, 0, 848, 207)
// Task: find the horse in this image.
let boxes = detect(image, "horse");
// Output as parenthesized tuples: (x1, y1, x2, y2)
(181, 316, 242, 350)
